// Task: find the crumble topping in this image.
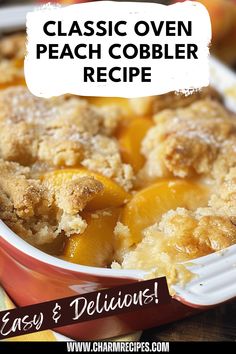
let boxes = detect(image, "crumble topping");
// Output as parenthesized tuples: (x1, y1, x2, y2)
(0, 81, 134, 246)
(53, 176, 103, 215)
(140, 99, 236, 181)
(208, 167, 236, 220)
(0, 33, 25, 60)
(0, 159, 104, 245)
(0, 33, 236, 276)
(129, 86, 221, 116)
(0, 60, 24, 87)
(81, 135, 134, 191)
(0, 33, 25, 87)
(0, 86, 134, 190)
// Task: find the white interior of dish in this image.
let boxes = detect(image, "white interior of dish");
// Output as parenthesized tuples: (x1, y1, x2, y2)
(0, 7, 236, 283)
(173, 243, 236, 306)
(0, 220, 147, 279)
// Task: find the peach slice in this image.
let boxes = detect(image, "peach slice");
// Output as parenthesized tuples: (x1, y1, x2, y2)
(115, 180, 209, 254)
(63, 208, 120, 267)
(117, 117, 153, 173)
(42, 168, 131, 211)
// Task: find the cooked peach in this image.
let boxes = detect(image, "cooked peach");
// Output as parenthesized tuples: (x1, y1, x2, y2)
(115, 180, 209, 254)
(42, 168, 131, 211)
(63, 208, 120, 267)
(117, 117, 153, 173)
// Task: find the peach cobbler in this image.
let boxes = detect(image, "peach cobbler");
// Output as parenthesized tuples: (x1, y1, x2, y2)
(0, 34, 236, 286)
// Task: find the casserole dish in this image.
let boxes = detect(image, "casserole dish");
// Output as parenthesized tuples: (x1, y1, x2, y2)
(0, 5, 235, 340)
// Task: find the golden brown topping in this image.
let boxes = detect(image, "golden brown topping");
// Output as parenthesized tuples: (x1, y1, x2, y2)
(163, 133, 218, 178)
(0, 33, 25, 60)
(0, 33, 235, 272)
(141, 99, 236, 180)
(152, 87, 222, 113)
(129, 86, 222, 116)
(55, 176, 104, 215)
(158, 208, 236, 257)
(0, 121, 38, 165)
(0, 86, 133, 189)
(0, 34, 25, 87)
(0, 160, 44, 218)
(38, 139, 83, 167)
(0, 160, 106, 245)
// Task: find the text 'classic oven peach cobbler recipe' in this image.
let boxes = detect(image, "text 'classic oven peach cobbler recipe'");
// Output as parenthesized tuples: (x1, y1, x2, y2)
(1, 33, 236, 290)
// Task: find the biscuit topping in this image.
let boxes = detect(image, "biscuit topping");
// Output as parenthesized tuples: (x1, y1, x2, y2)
(1, 33, 236, 275)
